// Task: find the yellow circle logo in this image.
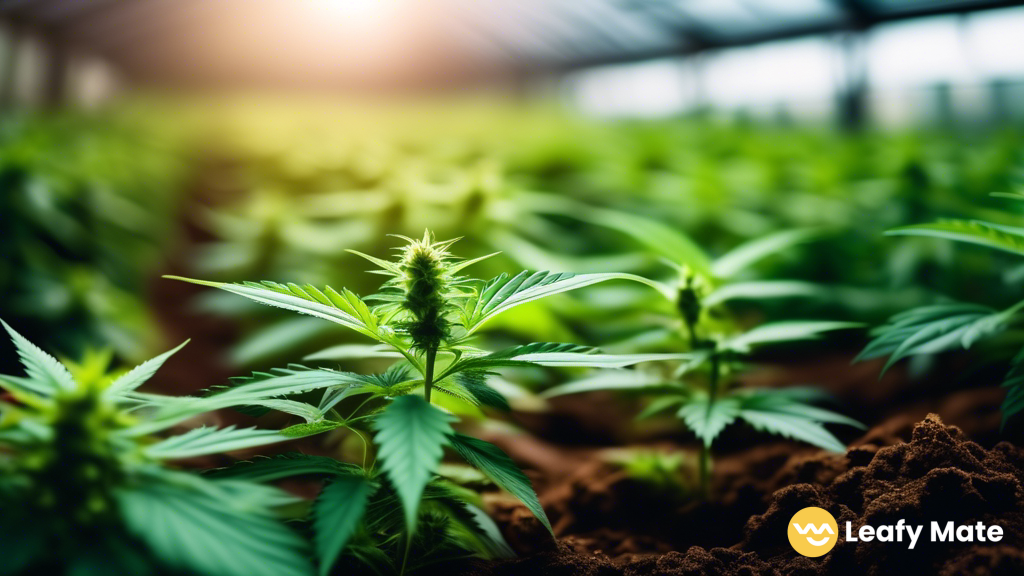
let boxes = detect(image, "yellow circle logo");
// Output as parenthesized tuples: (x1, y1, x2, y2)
(788, 507, 838, 557)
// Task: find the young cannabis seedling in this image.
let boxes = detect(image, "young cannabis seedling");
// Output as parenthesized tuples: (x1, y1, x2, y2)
(0, 320, 313, 576)
(538, 208, 864, 496)
(167, 231, 676, 575)
(860, 189, 1024, 427)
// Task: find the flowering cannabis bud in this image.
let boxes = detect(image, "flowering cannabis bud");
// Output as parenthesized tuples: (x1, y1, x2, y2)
(396, 231, 459, 351)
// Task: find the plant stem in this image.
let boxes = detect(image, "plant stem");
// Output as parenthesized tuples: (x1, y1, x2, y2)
(423, 347, 437, 403)
(699, 344, 721, 499)
(683, 318, 698, 351)
(400, 533, 412, 576)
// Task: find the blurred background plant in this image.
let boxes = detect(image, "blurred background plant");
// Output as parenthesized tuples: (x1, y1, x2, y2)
(0, 111, 186, 368)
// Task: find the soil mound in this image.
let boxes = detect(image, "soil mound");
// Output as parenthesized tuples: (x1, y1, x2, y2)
(465, 414, 1024, 576)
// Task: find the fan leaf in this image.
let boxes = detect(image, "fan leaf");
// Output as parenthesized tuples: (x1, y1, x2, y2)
(460, 271, 670, 335)
(372, 395, 456, 534)
(450, 433, 552, 535)
(106, 340, 190, 398)
(144, 426, 290, 459)
(314, 475, 376, 576)
(117, 477, 313, 576)
(205, 453, 363, 482)
(677, 396, 741, 447)
(1, 319, 75, 395)
(162, 277, 381, 341)
(886, 220, 1024, 257)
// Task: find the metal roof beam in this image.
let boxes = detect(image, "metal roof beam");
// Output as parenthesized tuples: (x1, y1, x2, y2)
(546, 0, 1024, 73)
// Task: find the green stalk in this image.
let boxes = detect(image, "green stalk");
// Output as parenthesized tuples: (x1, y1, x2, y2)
(423, 348, 437, 404)
(683, 317, 698, 351)
(699, 346, 721, 499)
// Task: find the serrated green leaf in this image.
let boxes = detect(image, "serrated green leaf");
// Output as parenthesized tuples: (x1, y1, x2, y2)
(314, 475, 376, 576)
(737, 409, 847, 453)
(162, 276, 381, 341)
(244, 399, 325, 422)
(444, 343, 691, 378)
(737, 389, 865, 430)
(857, 300, 1024, 375)
(144, 425, 289, 459)
(856, 303, 995, 362)
(105, 340, 189, 398)
(280, 420, 345, 438)
(454, 370, 510, 410)
(123, 367, 368, 438)
(205, 453, 363, 482)
(213, 365, 371, 405)
(0, 372, 53, 399)
(1001, 348, 1024, 428)
(450, 433, 552, 535)
(116, 477, 313, 576)
(677, 396, 741, 447)
(372, 395, 456, 535)
(1, 319, 75, 395)
(460, 503, 516, 559)
(886, 220, 1024, 257)
(460, 271, 670, 335)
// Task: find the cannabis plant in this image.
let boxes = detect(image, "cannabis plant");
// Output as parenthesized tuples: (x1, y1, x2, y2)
(538, 208, 864, 494)
(168, 231, 676, 574)
(0, 321, 314, 576)
(0, 115, 182, 364)
(861, 189, 1024, 426)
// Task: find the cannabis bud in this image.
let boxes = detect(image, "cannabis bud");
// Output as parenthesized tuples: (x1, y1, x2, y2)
(392, 231, 464, 352)
(677, 265, 710, 333)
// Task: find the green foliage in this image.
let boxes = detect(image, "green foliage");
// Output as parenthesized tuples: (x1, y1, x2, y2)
(373, 395, 457, 534)
(0, 115, 183, 363)
(864, 194, 1024, 427)
(858, 302, 1015, 372)
(314, 475, 377, 576)
(165, 231, 663, 572)
(887, 220, 1024, 257)
(531, 223, 865, 495)
(117, 474, 311, 576)
(144, 425, 292, 459)
(450, 433, 552, 534)
(206, 453, 363, 482)
(0, 321, 313, 576)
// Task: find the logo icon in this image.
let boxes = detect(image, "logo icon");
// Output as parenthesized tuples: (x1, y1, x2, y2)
(788, 507, 838, 557)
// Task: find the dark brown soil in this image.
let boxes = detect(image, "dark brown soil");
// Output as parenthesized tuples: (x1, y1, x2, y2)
(460, 413, 1024, 576)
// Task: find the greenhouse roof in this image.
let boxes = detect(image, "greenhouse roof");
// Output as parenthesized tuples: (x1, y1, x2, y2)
(1, 0, 1019, 87)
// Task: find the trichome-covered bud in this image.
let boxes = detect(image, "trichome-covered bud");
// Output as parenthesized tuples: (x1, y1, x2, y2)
(397, 230, 457, 351)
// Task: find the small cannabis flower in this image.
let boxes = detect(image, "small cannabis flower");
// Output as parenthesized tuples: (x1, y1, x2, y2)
(352, 230, 487, 353)
(396, 231, 460, 351)
(0, 322, 315, 576)
(6, 349, 131, 525)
